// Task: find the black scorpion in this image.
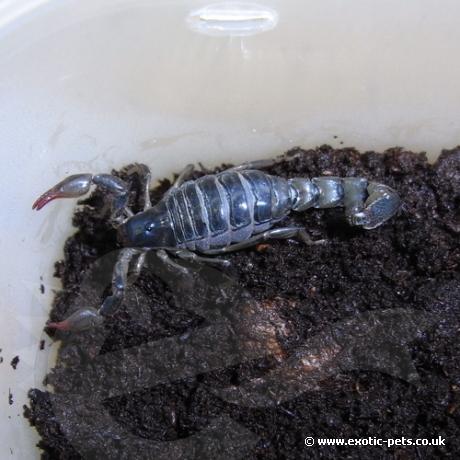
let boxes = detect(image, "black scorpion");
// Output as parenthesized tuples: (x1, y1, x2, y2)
(33, 156, 400, 331)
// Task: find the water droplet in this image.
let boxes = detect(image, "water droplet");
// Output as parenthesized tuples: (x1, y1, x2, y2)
(187, 3, 279, 37)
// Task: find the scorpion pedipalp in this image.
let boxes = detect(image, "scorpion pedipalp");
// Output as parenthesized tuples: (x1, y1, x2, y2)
(47, 307, 104, 332)
(32, 174, 93, 210)
(33, 172, 132, 224)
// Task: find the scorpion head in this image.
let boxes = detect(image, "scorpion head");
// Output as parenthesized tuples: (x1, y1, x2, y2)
(117, 204, 176, 248)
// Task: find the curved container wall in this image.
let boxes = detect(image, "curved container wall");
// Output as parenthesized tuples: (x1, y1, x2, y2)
(1, 0, 459, 457)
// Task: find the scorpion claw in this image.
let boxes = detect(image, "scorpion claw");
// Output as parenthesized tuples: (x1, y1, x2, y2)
(32, 174, 93, 210)
(46, 319, 71, 331)
(32, 193, 57, 211)
(47, 308, 104, 332)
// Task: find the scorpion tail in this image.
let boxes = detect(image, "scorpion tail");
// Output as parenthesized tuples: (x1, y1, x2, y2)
(348, 182, 401, 230)
(290, 177, 400, 229)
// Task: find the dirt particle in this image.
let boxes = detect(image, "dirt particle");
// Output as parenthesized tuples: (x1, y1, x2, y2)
(255, 243, 271, 252)
(448, 402, 459, 415)
(10, 356, 19, 370)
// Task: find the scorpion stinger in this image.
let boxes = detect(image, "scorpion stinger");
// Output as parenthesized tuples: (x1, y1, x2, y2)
(349, 182, 401, 230)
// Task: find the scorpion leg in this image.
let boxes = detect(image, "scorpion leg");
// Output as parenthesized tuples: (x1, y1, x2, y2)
(163, 164, 195, 198)
(202, 227, 326, 255)
(47, 248, 143, 331)
(156, 249, 191, 276)
(226, 158, 281, 172)
(169, 248, 231, 268)
(33, 173, 131, 224)
(98, 248, 142, 316)
(225, 151, 305, 172)
(125, 163, 152, 210)
(127, 251, 147, 283)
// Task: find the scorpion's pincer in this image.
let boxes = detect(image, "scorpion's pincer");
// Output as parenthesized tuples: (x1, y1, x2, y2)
(32, 174, 93, 210)
(47, 307, 104, 332)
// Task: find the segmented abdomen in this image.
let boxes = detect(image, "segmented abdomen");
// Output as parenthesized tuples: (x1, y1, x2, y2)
(164, 170, 292, 251)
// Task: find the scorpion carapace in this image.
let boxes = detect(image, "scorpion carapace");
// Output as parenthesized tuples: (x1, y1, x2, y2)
(33, 156, 400, 332)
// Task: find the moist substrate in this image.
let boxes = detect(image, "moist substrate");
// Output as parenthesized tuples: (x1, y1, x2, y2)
(24, 146, 460, 459)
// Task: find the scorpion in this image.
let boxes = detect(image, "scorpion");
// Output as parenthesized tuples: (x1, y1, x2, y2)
(32, 156, 400, 332)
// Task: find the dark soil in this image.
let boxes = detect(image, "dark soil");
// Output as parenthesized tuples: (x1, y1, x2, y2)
(24, 146, 460, 459)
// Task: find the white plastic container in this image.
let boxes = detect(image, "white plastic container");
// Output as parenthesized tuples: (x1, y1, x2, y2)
(1, 0, 459, 457)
